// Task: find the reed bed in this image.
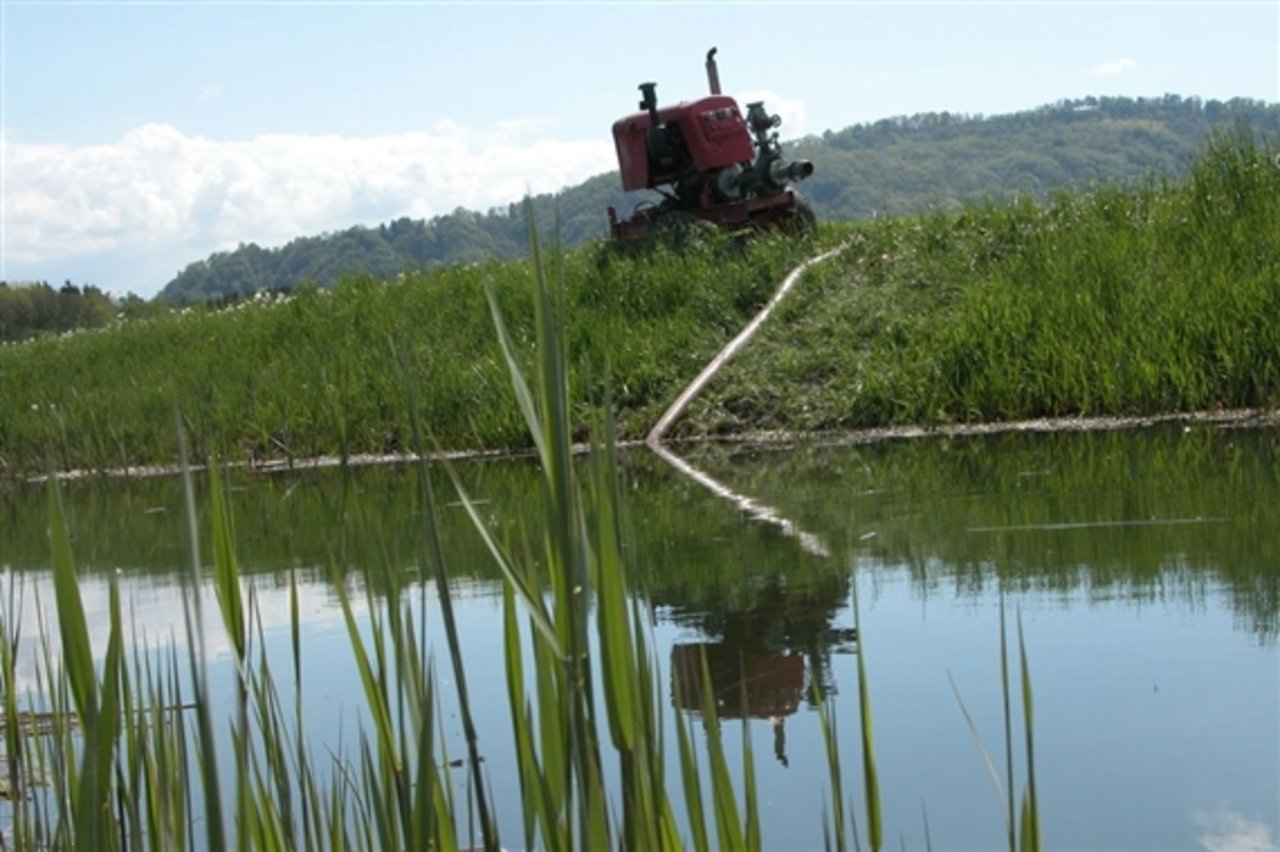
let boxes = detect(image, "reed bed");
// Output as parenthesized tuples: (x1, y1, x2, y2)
(0, 210, 1050, 850)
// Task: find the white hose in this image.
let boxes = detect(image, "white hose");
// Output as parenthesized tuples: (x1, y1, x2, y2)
(644, 241, 851, 559)
(646, 241, 850, 446)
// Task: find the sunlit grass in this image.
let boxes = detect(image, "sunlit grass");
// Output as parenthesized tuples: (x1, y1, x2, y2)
(0, 229, 830, 477)
(687, 128, 1280, 434)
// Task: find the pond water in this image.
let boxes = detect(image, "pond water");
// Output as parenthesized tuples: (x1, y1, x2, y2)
(2, 423, 1277, 850)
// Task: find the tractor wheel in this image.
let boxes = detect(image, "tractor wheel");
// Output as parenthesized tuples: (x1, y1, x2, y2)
(657, 211, 716, 248)
(791, 199, 817, 233)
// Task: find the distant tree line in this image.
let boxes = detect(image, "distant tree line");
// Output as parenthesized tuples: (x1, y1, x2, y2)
(0, 281, 171, 343)
(793, 94, 1278, 218)
(158, 174, 633, 304)
(0, 281, 116, 343)
(126, 95, 1280, 303)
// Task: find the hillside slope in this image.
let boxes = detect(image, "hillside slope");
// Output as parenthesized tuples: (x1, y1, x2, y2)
(157, 95, 1277, 304)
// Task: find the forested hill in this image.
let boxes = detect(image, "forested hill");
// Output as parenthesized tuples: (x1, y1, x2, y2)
(159, 95, 1278, 303)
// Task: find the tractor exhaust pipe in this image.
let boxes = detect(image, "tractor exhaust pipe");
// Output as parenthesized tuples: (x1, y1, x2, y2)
(638, 82, 660, 125)
(705, 47, 721, 95)
(770, 159, 814, 183)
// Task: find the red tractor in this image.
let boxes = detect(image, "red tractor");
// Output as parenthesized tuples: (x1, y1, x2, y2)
(607, 48, 815, 242)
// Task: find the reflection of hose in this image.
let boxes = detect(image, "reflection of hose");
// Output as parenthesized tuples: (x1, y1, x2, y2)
(644, 243, 850, 557)
(648, 441, 830, 558)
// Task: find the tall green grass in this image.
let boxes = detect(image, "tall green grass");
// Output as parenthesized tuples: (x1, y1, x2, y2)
(686, 128, 1280, 434)
(0, 231, 828, 477)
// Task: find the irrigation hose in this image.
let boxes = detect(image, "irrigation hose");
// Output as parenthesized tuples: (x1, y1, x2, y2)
(645, 241, 851, 446)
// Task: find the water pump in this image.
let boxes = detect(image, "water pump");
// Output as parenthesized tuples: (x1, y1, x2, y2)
(607, 47, 815, 241)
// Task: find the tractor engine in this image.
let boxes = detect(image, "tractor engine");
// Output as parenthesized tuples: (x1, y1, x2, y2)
(707, 101, 815, 202)
(608, 48, 814, 241)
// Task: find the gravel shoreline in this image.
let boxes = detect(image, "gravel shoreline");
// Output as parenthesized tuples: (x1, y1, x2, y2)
(24, 407, 1278, 484)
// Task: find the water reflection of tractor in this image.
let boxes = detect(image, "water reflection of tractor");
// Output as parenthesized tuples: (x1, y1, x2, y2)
(667, 574, 856, 767)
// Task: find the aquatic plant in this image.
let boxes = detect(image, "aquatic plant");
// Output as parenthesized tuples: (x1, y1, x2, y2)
(0, 204, 1056, 852)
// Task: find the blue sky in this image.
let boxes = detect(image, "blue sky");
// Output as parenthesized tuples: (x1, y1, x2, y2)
(3, 1, 1278, 298)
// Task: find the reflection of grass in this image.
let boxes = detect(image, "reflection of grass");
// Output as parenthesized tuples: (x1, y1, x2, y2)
(1, 210, 1047, 851)
(8, 422, 1272, 647)
(686, 426, 1280, 641)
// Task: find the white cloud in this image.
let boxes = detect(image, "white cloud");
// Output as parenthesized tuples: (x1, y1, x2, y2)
(4, 121, 616, 297)
(1, 570, 367, 696)
(1194, 805, 1277, 852)
(1088, 57, 1138, 77)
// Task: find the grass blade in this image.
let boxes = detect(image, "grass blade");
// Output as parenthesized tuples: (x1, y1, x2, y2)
(850, 574, 882, 852)
(814, 681, 847, 852)
(1018, 612, 1040, 852)
(697, 649, 745, 852)
(1000, 594, 1016, 852)
(948, 670, 1010, 839)
(673, 684, 710, 852)
(47, 480, 96, 728)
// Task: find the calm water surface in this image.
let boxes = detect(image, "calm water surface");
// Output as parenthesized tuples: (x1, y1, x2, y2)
(2, 424, 1276, 850)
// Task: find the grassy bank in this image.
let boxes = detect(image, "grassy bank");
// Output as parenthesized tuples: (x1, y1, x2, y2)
(0, 234, 828, 476)
(2, 130, 1276, 477)
(685, 129, 1280, 434)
